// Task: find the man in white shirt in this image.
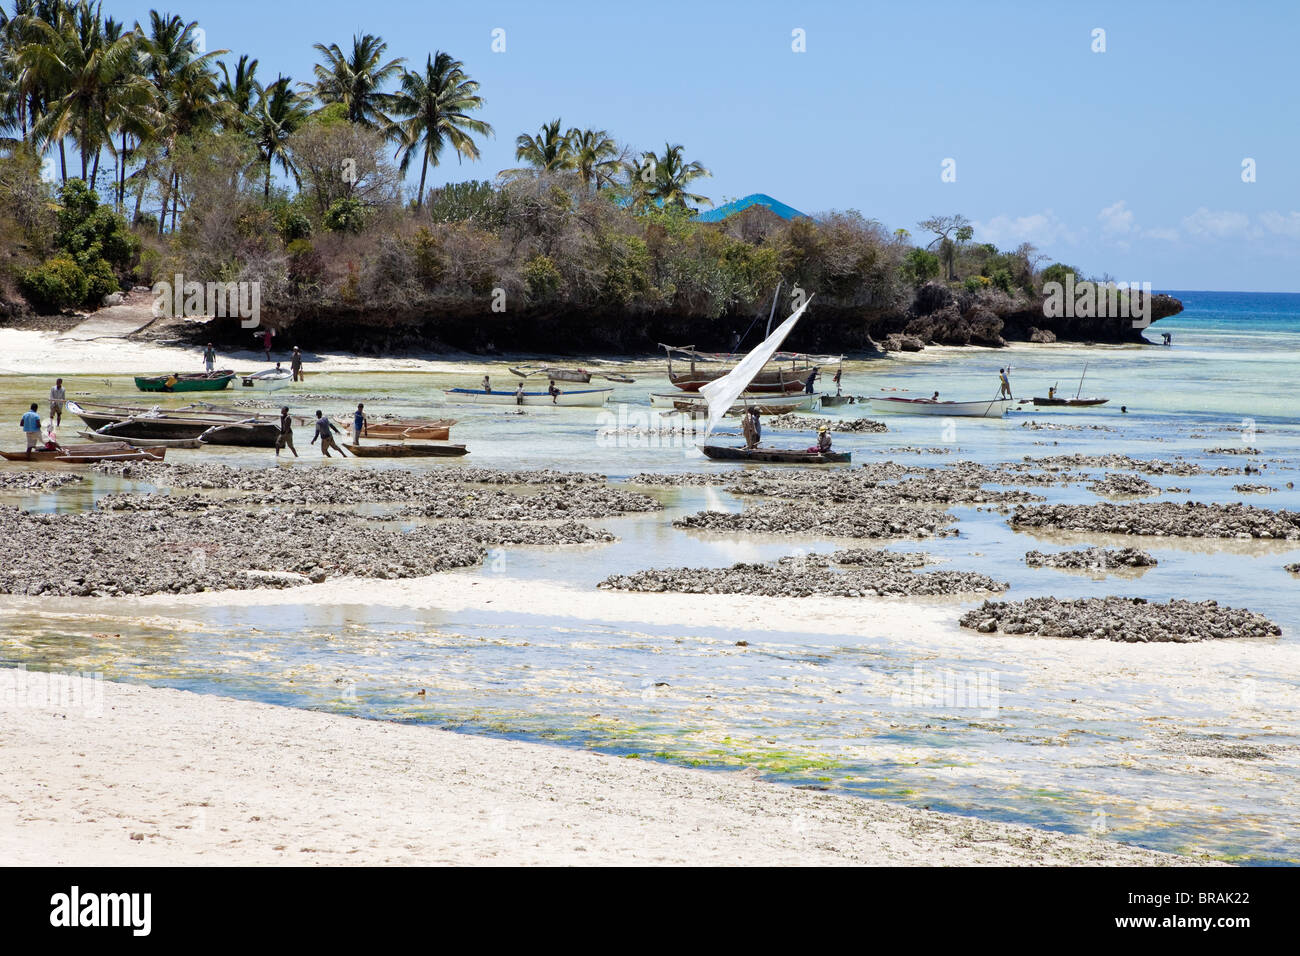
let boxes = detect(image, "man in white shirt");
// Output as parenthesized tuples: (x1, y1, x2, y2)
(49, 378, 66, 427)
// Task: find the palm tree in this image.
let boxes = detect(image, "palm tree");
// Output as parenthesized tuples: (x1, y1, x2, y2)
(307, 33, 403, 131)
(249, 74, 308, 198)
(638, 142, 710, 211)
(566, 127, 618, 192)
(502, 118, 572, 178)
(23, 1, 154, 185)
(391, 51, 492, 207)
(217, 53, 258, 119)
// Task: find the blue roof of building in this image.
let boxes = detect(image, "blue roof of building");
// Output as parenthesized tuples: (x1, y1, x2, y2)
(693, 193, 808, 223)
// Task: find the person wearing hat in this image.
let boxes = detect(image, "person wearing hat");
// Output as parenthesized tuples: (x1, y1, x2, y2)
(807, 424, 832, 454)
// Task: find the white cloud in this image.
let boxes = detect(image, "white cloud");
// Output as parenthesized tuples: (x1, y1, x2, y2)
(1182, 207, 1253, 239)
(974, 211, 1075, 248)
(1257, 210, 1300, 239)
(1098, 200, 1135, 235)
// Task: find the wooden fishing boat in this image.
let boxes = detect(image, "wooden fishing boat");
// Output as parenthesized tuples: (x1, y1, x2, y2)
(509, 365, 635, 384)
(0, 442, 164, 463)
(135, 370, 235, 392)
(197, 422, 283, 447)
(346, 418, 455, 441)
(651, 391, 818, 413)
(443, 386, 612, 407)
(1030, 396, 1109, 407)
(701, 445, 850, 464)
(69, 401, 285, 440)
(341, 443, 469, 458)
(76, 430, 203, 448)
(661, 344, 841, 393)
(236, 368, 292, 392)
(868, 396, 1015, 418)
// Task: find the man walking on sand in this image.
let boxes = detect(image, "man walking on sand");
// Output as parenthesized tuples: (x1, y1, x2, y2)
(203, 343, 216, 373)
(311, 410, 343, 457)
(290, 346, 303, 382)
(275, 406, 298, 458)
(352, 403, 367, 443)
(48, 378, 66, 427)
(20, 403, 41, 459)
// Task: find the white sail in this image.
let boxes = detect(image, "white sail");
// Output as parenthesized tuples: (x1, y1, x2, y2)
(699, 295, 814, 436)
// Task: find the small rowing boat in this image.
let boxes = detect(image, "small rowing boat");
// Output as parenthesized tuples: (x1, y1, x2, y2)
(1030, 396, 1109, 407)
(236, 368, 292, 392)
(0, 441, 164, 463)
(77, 430, 202, 448)
(346, 418, 455, 441)
(509, 364, 636, 384)
(700, 445, 851, 464)
(135, 370, 235, 392)
(651, 391, 819, 413)
(868, 396, 1015, 418)
(341, 443, 469, 458)
(197, 421, 283, 447)
(443, 386, 612, 407)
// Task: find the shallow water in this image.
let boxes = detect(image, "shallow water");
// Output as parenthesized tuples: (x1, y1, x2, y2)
(2, 290, 1299, 863)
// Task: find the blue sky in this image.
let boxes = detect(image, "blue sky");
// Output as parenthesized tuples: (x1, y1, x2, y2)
(109, 0, 1300, 291)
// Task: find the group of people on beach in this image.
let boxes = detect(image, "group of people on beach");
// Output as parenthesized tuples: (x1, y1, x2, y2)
(203, 340, 305, 382)
(275, 403, 368, 459)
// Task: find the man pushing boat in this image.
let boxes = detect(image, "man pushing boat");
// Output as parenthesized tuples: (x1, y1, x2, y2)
(310, 410, 344, 457)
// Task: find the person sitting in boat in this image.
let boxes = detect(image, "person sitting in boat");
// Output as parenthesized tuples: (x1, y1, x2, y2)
(1047, 385, 1057, 400)
(807, 425, 832, 454)
(548, 381, 561, 404)
(482, 375, 491, 393)
(929, 391, 940, 402)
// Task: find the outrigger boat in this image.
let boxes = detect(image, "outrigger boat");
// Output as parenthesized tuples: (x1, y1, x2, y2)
(695, 294, 851, 465)
(868, 396, 1014, 418)
(0, 441, 164, 463)
(1029, 363, 1108, 407)
(134, 370, 235, 392)
(341, 443, 469, 458)
(443, 386, 612, 407)
(76, 430, 203, 448)
(508, 365, 635, 385)
(197, 421, 282, 447)
(651, 391, 819, 414)
(660, 344, 840, 394)
(67, 402, 280, 445)
(346, 417, 455, 441)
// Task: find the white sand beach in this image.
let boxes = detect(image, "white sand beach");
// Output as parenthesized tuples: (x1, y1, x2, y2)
(0, 668, 1183, 866)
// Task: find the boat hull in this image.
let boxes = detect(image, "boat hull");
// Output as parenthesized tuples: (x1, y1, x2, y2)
(670, 370, 807, 393)
(236, 371, 292, 392)
(868, 397, 1015, 418)
(444, 387, 612, 407)
(77, 430, 202, 448)
(700, 444, 851, 464)
(74, 413, 212, 439)
(198, 423, 282, 447)
(1031, 397, 1109, 407)
(651, 392, 819, 413)
(135, 372, 235, 392)
(342, 443, 469, 458)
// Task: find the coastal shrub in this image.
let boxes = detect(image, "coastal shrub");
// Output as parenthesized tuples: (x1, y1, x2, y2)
(324, 197, 367, 233)
(597, 232, 654, 307)
(410, 227, 445, 287)
(990, 268, 1014, 293)
(1040, 263, 1078, 288)
(523, 253, 563, 301)
(54, 179, 140, 275)
(21, 256, 89, 311)
(84, 258, 122, 302)
(426, 180, 507, 229)
(902, 248, 941, 287)
(277, 208, 313, 243)
(964, 275, 991, 292)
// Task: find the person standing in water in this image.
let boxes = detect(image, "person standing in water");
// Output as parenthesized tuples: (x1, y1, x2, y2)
(482, 375, 491, 393)
(20, 403, 41, 458)
(311, 410, 343, 457)
(803, 368, 818, 395)
(548, 381, 560, 404)
(275, 406, 298, 458)
(515, 382, 525, 406)
(48, 378, 66, 427)
(290, 346, 304, 382)
(352, 403, 367, 443)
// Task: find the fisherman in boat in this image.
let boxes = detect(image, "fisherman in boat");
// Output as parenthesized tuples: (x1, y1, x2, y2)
(353, 403, 367, 442)
(929, 391, 940, 402)
(290, 346, 304, 382)
(548, 381, 561, 404)
(515, 382, 525, 406)
(275, 406, 298, 458)
(203, 343, 216, 373)
(806, 424, 832, 454)
(310, 410, 343, 457)
(482, 375, 491, 394)
(49, 378, 65, 427)
(19, 403, 41, 459)
(741, 409, 758, 448)
(998, 368, 1013, 399)
(1047, 385, 1057, 401)
(804, 368, 818, 395)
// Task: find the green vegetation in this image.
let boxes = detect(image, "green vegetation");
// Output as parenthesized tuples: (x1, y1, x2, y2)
(0, 1, 1101, 344)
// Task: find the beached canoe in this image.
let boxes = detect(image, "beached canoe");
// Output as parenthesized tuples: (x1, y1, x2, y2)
(135, 370, 235, 392)
(76, 430, 203, 448)
(56, 448, 166, 464)
(197, 422, 282, 447)
(443, 387, 613, 407)
(0, 441, 153, 462)
(868, 397, 1015, 418)
(1030, 396, 1109, 407)
(345, 418, 455, 441)
(236, 368, 292, 392)
(700, 444, 851, 464)
(341, 443, 469, 458)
